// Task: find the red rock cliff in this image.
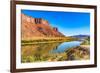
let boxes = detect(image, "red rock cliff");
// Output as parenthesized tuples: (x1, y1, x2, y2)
(21, 13, 65, 39)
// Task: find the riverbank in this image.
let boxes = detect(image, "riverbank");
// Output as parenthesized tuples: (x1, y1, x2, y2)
(47, 45, 90, 61)
(21, 37, 90, 62)
(66, 45, 90, 60)
(21, 37, 78, 45)
(80, 45, 90, 49)
(21, 44, 90, 63)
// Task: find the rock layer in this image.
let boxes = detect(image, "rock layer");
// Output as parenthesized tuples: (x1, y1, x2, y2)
(21, 13, 65, 39)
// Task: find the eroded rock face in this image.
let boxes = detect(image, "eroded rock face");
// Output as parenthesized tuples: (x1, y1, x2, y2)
(21, 13, 65, 39)
(21, 14, 49, 25)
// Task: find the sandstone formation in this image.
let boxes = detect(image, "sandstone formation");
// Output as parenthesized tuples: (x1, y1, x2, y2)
(21, 13, 65, 39)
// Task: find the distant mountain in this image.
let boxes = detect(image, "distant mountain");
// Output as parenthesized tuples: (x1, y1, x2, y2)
(21, 13, 65, 39)
(70, 35, 90, 39)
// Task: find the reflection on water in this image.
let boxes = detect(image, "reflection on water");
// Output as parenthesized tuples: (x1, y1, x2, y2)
(21, 41, 89, 63)
(50, 41, 81, 53)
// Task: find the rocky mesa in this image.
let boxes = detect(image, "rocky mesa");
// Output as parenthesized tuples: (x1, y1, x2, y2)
(21, 13, 65, 40)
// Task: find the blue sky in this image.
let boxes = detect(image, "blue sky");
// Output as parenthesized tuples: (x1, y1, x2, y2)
(21, 9, 90, 36)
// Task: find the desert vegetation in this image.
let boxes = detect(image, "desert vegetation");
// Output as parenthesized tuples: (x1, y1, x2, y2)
(21, 37, 90, 63)
(81, 37, 90, 45)
(21, 37, 78, 45)
(21, 46, 90, 63)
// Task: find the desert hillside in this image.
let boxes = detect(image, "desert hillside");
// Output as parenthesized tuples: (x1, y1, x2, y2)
(21, 13, 65, 40)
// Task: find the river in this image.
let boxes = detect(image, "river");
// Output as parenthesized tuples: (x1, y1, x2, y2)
(21, 41, 82, 62)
